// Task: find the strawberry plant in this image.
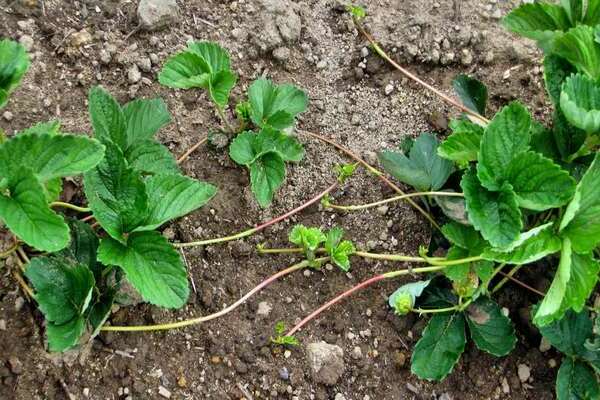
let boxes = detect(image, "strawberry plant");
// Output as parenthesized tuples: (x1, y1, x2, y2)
(158, 41, 308, 207)
(0, 39, 29, 108)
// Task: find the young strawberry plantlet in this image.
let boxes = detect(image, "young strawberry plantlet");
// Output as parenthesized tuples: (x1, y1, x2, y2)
(271, 321, 299, 346)
(159, 41, 308, 207)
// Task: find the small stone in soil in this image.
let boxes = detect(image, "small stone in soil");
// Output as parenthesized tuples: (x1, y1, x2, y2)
(138, 0, 180, 31)
(517, 364, 531, 383)
(279, 367, 289, 380)
(8, 356, 23, 374)
(306, 341, 345, 385)
(158, 386, 171, 399)
(0, 319, 6, 331)
(256, 301, 272, 318)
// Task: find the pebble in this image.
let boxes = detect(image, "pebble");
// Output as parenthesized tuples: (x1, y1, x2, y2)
(303, 269, 312, 277)
(279, 367, 290, 380)
(517, 364, 531, 383)
(384, 84, 394, 95)
(335, 394, 346, 400)
(70, 30, 92, 48)
(14, 296, 25, 311)
(83, 388, 90, 397)
(360, 47, 369, 58)
(316, 60, 327, 70)
(128, 64, 142, 84)
(351, 346, 363, 360)
(18, 35, 34, 51)
(501, 377, 510, 394)
(8, 356, 23, 375)
(376, 205, 389, 215)
(306, 341, 345, 385)
(284, 350, 292, 359)
(138, 0, 181, 31)
(273, 47, 291, 63)
(3, 111, 14, 121)
(256, 301, 272, 318)
(0, 319, 6, 331)
(539, 337, 551, 352)
(158, 386, 171, 399)
(137, 57, 152, 72)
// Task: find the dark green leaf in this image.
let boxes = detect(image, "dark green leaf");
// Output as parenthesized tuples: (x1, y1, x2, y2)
(544, 54, 576, 106)
(187, 41, 231, 73)
(46, 317, 86, 352)
(556, 358, 600, 400)
(530, 121, 561, 161)
(461, 168, 522, 249)
(466, 297, 516, 356)
(537, 309, 592, 357)
(0, 169, 69, 252)
(441, 222, 486, 253)
(434, 191, 471, 225)
(505, 151, 576, 211)
(552, 108, 587, 161)
(83, 142, 148, 242)
(208, 69, 237, 108)
(97, 231, 189, 308)
(249, 152, 286, 208)
(59, 220, 100, 276)
(88, 86, 127, 150)
(125, 140, 179, 176)
(379, 133, 453, 191)
(411, 313, 466, 381)
(452, 74, 487, 115)
(560, 153, 600, 253)
(555, 25, 600, 80)
(477, 102, 532, 190)
(88, 288, 116, 337)
(248, 78, 308, 129)
(122, 98, 171, 145)
(135, 173, 217, 231)
(0, 39, 29, 108)
(444, 246, 471, 282)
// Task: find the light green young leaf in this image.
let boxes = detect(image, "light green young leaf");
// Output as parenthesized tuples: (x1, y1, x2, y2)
(477, 102, 531, 190)
(466, 297, 517, 356)
(502, 2, 570, 52)
(124, 140, 179, 176)
(83, 142, 148, 242)
(97, 231, 189, 308)
(122, 98, 171, 145)
(250, 152, 286, 208)
(208, 69, 237, 108)
(88, 86, 127, 150)
(158, 51, 211, 89)
(555, 25, 600, 80)
(44, 178, 62, 203)
(135, 174, 217, 231)
(560, 73, 600, 134)
(324, 227, 356, 271)
(17, 120, 61, 136)
(556, 358, 600, 400)
(0, 168, 69, 252)
(325, 227, 344, 253)
(437, 119, 484, 165)
(411, 313, 466, 381)
(560, 153, 600, 253)
(289, 225, 326, 252)
(187, 41, 231, 73)
(24, 256, 94, 325)
(0, 133, 105, 182)
(0, 39, 30, 108)
(482, 223, 562, 265)
(388, 280, 431, 315)
(248, 78, 308, 129)
(461, 168, 522, 249)
(534, 239, 600, 326)
(379, 133, 453, 191)
(452, 74, 487, 115)
(505, 151, 576, 211)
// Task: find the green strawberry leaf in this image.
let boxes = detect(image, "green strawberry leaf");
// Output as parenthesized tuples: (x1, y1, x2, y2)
(434, 191, 471, 226)
(44, 178, 62, 203)
(444, 246, 471, 283)
(249, 152, 286, 208)
(97, 231, 189, 308)
(379, 133, 453, 191)
(207, 69, 237, 108)
(555, 25, 600, 80)
(441, 222, 487, 253)
(438, 119, 484, 166)
(289, 225, 326, 252)
(530, 121, 561, 161)
(124, 140, 179, 176)
(0, 133, 105, 182)
(537, 309, 592, 357)
(411, 313, 466, 381)
(88, 288, 116, 337)
(477, 102, 531, 190)
(556, 358, 600, 400)
(452, 74, 487, 115)
(122, 98, 171, 145)
(83, 142, 148, 242)
(502, 2, 570, 52)
(534, 238, 600, 326)
(0, 168, 69, 252)
(323, 227, 355, 271)
(461, 168, 522, 249)
(135, 173, 217, 231)
(560, 73, 600, 134)
(229, 131, 262, 165)
(17, 120, 61, 136)
(45, 317, 86, 352)
(560, 153, 600, 253)
(88, 86, 127, 150)
(388, 280, 431, 315)
(0, 39, 30, 108)
(59, 220, 100, 277)
(465, 297, 516, 356)
(552, 109, 587, 161)
(482, 223, 562, 265)
(505, 151, 576, 211)
(248, 78, 308, 129)
(229, 129, 304, 165)
(158, 51, 211, 89)
(544, 54, 576, 106)
(187, 41, 231, 73)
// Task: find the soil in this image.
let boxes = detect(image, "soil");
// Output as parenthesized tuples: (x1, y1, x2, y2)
(0, 0, 561, 399)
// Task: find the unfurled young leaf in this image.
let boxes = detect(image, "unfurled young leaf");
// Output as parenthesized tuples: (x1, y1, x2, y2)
(347, 4, 366, 20)
(560, 153, 600, 253)
(452, 75, 487, 116)
(379, 133, 453, 191)
(388, 280, 431, 316)
(159, 42, 237, 109)
(534, 238, 600, 326)
(250, 152, 286, 208)
(248, 78, 308, 130)
(24, 256, 95, 351)
(482, 223, 562, 265)
(505, 151, 576, 211)
(556, 358, 600, 400)
(289, 225, 326, 253)
(438, 119, 484, 166)
(461, 168, 522, 249)
(554, 25, 600, 80)
(465, 297, 516, 356)
(97, 231, 189, 308)
(324, 227, 355, 271)
(335, 163, 358, 184)
(477, 102, 531, 190)
(0, 168, 70, 252)
(560, 73, 600, 133)
(411, 313, 466, 381)
(0, 39, 30, 108)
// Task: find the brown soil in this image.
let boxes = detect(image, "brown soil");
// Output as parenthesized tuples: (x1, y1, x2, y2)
(0, 0, 559, 399)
